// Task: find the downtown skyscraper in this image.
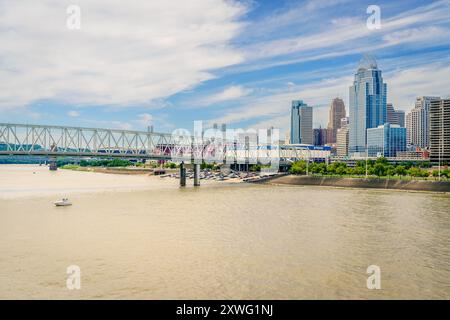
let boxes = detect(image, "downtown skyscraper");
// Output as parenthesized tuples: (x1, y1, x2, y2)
(327, 97, 346, 143)
(348, 55, 387, 155)
(290, 100, 313, 145)
(387, 103, 405, 127)
(406, 96, 440, 149)
(429, 99, 450, 164)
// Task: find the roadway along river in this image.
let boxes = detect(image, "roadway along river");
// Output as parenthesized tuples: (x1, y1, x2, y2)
(0, 165, 449, 299)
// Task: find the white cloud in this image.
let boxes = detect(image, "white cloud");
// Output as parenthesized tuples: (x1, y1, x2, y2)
(239, 0, 450, 64)
(387, 62, 450, 110)
(208, 76, 351, 128)
(243, 0, 352, 39)
(67, 110, 80, 117)
(0, 0, 247, 109)
(82, 112, 177, 132)
(193, 85, 252, 107)
(209, 61, 450, 130)
(134, 113, 153, 127)
(382, 26, 450, 46)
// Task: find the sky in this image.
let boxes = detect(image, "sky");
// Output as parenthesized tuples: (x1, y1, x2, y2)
(0, 0, 449, 135)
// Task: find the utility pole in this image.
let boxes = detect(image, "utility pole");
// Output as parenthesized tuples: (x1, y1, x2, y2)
(439, 103, 443, 181)
(306, 149, 309, 175)
(365, 147, 368, 178)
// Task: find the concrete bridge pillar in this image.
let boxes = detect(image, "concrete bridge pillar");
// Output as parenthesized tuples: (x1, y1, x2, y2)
(194, 163, 200, 187)
(179, 162, 186, 187)
(49, 157, 57, 171)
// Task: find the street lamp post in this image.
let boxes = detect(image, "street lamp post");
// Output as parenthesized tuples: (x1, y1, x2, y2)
(306, 149, 309, 176)
(365, 147, 368, 178)
(439, 103, 443, 181)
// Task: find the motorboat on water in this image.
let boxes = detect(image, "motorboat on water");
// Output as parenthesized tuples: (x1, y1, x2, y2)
(54, 198, 72, 207)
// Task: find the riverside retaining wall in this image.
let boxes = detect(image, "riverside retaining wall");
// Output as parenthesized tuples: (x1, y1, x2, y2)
(263, 175, 450, 192)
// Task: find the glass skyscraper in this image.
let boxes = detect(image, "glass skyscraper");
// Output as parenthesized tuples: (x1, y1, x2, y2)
(290, 100, 313, 145)
(349, 55, 387, 155)
(367, 123, 406, 157)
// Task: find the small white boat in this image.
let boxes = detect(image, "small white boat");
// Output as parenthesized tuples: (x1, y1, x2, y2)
(54, 198, 72, 207)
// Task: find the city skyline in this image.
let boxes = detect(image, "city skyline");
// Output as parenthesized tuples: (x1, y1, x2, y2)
(0, 0, 449, 134)
(1, 0, 450, 305)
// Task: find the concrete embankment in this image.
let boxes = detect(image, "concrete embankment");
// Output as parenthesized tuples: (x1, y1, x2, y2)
(263, 175, 450, 192)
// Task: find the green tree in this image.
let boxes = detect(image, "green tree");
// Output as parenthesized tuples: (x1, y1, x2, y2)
(356, 160, 366, 168)
(335, 165, 347, 175)
(433, 169, 449, 178)
(394, 165, 407, 176)
(375, 157, 388, 165)
(373, 163, 386, 176)
(386, 165, 395, 177)
(312, 163, 327, 175)
(407, 167, 429, 177)
(164, 162, 177, 169)
(249, 164, 261, 172)
(290, 161, 307, 174)
(345, 167, 355, 175)
(106, 159, 132, 167)
(354, 165, 365, 176)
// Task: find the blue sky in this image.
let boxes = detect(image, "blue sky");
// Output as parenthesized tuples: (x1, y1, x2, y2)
(0, 0, 449, 135)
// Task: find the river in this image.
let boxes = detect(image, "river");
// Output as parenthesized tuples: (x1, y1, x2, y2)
(0, 165, 449, 299)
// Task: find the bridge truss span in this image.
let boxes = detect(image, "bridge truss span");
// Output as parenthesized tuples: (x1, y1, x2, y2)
(0, 123, 318, 166)
(0, 123, 174, 159)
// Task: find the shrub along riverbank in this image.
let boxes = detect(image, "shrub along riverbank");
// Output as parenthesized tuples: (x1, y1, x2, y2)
(289, 157, 449, 180)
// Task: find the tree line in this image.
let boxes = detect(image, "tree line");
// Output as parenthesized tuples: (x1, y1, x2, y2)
(290, 157, 449, 179)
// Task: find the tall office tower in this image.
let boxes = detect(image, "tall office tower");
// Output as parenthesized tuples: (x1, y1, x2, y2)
(336, 125, 349, 157)
(313, 127, 329, 146)
(397, 111, 405, 128)
(327, 98, 346, 143)
(406, 96, 440, 149)
(387, 103, 405, 127)
(341, 117, 349, 127)
(285, 131, 291, 145)
(429, 99, 450, 164)
(367, 123, 406, 157)
(349, 55, 387, 156)
(406, 112, 412, 146)
(313, 129, 321, 146)
(290, 100, 313, 144)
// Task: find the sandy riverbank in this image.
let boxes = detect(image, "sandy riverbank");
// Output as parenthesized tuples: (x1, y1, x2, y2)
(62, 166, 176, 175)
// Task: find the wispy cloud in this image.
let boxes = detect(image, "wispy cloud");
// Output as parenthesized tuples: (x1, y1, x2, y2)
(67, 110, 80, 117)
(233, 0, 450, 71)
(0, 0, 248, 109)
(191, 85, 253, 107)
(1, 0, 449, 134)
(382, 26, 450, 45)
(135, 113, 153, 127)
(387, 62, 450, 109)
(209, 59, 450, 130)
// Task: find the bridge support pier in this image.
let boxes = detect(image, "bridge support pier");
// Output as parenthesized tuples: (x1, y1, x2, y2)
(193, 164, 200, 187)
(179, 162, 186, 187)
(49, 157, 57, 171)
